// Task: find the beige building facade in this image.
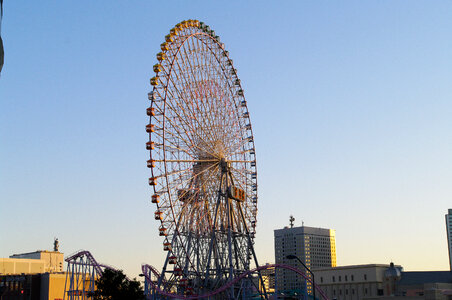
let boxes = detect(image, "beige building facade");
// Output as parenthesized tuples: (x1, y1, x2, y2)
(314, 264, 397, 300)
(0, 258, 46, 275)
(10, 250, 64, 273)
(0, 249, 67, 299)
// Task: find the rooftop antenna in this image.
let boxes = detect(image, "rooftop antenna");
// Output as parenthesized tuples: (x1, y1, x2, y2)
(53, 237, 59, 252)
(289, 215, 295, 228)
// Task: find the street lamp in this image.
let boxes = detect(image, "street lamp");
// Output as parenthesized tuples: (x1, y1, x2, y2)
(286, 255, 316, 300)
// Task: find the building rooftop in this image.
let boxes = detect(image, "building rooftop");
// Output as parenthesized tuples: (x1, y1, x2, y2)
(10, 250, 61, 257)
(398, 271, 452, 285)
(274, 225, 334, 235)
(313, 264, 397, 271)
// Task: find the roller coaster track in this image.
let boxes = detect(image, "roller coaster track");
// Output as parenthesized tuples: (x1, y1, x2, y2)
(63, 250, 108, 300)
(142, 263, 329, 300)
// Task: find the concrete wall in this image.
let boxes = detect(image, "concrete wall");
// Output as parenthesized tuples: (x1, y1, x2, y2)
(0, 258, 45, 275)
(9, 251, 64, 273)
(314, 264, 392, 300)
(40, 273, 68, 300)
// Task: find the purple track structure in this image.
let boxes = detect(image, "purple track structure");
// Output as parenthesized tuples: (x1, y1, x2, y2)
(63, 250, 106, 300)
(142, 263, 330, 300)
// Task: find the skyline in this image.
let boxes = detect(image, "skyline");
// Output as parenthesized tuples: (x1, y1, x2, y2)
(1, 1, 452, 278)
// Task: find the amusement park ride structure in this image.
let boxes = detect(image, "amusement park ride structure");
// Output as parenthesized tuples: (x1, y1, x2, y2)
(63, 20, 329, 300)
(63, 250, 106, 300)
(146, 19, 263, 299)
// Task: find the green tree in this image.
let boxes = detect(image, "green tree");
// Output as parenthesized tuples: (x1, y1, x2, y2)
(89, 268, 145, 300)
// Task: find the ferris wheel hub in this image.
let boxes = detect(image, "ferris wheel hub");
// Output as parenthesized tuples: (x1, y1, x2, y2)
(219, 158, 230, 173)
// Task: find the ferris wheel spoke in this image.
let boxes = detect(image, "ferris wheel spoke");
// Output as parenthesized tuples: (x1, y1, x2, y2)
(154, 159, 218, 163)
(172, 162, 219, 198)
(157, 98, 200, 150)
(166, 163, 220, 198)
(168, 45, 220, 144)
(153, 128, 193, 151)
(155, 110, 220, 160)
(227, 145, 255, 160)
(162, 87, 220, 159)
(155, 167, 194, 179)
(193, 37, 226, 144)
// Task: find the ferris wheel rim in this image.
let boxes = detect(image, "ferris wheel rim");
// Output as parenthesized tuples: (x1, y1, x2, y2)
(151, 31, 258, 231)
(147, 20, 259, 292)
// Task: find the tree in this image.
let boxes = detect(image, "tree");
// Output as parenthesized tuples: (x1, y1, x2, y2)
(89, 268, 145, 300)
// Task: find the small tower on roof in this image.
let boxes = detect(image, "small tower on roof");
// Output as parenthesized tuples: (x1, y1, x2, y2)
(53, 238, 59, 252)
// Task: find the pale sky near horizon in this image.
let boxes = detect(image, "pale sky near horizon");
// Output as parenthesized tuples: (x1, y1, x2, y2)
(1, 1, 452, 278)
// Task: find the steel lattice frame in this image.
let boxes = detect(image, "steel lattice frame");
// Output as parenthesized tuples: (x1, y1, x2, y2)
(63, 250, 105, 300)
(146, 20, 262, 298)
(141, 263, 330, 300)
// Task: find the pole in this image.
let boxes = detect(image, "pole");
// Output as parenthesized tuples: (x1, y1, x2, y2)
(286, 255, 316, 300)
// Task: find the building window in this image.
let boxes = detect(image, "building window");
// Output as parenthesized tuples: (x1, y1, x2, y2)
(351, 275, 354, 281)
(345, 275, 348, 281)
(320, 277, 323, 283)
(332, 276, 335, 282)
(339, 276, 341, 282)
(333, 290, 336, 296)
(339, 289, 342, 295)
(364, 274, 367, 281)
(365, 288, 368, 295)
(352, 289, 355, 295)
(346, 289, 348, 295)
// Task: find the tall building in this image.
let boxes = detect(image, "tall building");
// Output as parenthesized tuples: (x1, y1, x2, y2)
(446, 209, 452, 271)
(274, 225, 336, 297)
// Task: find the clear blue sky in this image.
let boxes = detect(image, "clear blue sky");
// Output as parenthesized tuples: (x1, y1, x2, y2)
(1, 1, 452, 277)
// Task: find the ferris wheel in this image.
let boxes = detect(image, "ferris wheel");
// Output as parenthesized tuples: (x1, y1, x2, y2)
(146, 20, 264, 298)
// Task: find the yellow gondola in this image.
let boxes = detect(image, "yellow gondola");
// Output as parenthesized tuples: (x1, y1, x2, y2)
(150, 76, 159, 86)
(153, 64, 162, 73)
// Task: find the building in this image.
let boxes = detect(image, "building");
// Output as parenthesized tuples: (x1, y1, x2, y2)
(274, 224, 336, 297)
(314, 263, 400, 299)
(446, 209, 452, 271)
(391, 271, 452, 299)
(1, 250, 64, 275)
(0, 240, 69, 300)
(0, 272, 68, 300)
(316, 262, 452, 300)
(259, 264, 275, 294)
